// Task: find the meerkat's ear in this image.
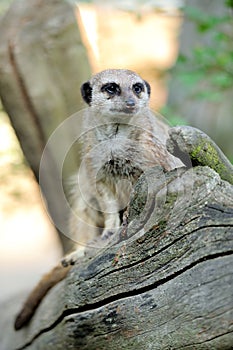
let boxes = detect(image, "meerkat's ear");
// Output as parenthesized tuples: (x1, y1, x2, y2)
(81, 81, 92, 105)
(144, 80, 151, 97)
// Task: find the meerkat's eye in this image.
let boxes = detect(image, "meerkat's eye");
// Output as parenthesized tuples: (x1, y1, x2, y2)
(101, 83, 121, 97)
(133, 83, 144, 96)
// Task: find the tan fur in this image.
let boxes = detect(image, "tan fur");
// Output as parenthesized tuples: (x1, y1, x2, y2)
(68, 69, 180, 253)
(14, 264, 71, 330)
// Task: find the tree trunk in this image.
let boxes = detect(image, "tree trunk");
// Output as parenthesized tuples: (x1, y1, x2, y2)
(1, 161, 233, 349)
(0, 0, 91, 252)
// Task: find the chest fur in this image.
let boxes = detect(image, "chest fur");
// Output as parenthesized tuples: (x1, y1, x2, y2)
(84, 123, 158, 185)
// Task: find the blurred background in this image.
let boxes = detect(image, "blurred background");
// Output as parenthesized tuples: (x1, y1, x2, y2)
(0, 0, 232, 302)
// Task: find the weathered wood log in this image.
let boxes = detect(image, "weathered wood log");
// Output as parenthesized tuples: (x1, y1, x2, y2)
(0, 0, 91, 252)
(1, 125, 233, 349)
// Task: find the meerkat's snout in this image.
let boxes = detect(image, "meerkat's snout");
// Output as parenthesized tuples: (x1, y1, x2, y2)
(125, 98, 136, 108)
(125, 98, 135, 106)
(123, 97, 137, 114)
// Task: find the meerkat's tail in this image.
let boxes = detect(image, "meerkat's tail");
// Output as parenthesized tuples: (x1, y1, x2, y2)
(14, 264, 71, 330)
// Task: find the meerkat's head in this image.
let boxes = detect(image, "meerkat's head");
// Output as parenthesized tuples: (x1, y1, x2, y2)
(81, 69, 151, 117)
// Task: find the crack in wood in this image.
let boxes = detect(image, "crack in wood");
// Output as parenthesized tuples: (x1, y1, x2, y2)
(206, 204, 233, 215)
(191, 223, 233, 234)
(97, 220, 233, 281)
(15, 250, 233, 350)
(98, 232, 190, 280)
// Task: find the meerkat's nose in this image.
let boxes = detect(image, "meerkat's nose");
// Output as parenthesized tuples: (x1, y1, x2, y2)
(125, 98, 136, 108)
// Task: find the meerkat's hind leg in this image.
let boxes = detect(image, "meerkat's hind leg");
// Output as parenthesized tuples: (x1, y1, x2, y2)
(61, 231, 98, 267)
(61, 246, 85, 267)
(63, 196, 104, 266)
(62, 232, 115, 266)
(61, 223, 100, 266)
(62, 212, 121, 267)
(61, 218, 104, 266)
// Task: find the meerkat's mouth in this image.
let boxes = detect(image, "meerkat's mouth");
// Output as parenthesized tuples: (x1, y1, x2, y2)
(110, 107, 138, 115)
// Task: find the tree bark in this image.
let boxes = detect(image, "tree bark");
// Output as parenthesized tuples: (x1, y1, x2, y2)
(0, 0, 91, 252)
(1, 157, 233, 349)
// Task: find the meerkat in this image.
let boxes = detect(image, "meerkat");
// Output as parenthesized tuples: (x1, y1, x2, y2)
(14, 69, 182, 330)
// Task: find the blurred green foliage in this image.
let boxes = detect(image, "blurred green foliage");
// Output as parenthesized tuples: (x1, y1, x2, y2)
(0, 0, 13, 15)
(172, 1, 233, 103)
(164, 1, 233, 163)
(160, 106, 187, 127)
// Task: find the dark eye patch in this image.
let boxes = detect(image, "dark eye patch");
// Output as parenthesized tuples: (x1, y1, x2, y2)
(133, 82, 144, 95)
(101, 83, 121, 96)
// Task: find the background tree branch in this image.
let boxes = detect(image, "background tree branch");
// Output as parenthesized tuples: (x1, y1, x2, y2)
(0, 0, 91, 252)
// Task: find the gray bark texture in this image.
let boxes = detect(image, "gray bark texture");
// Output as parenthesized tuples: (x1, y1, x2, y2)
(1, 126, 233, 349)
(0, 0, 91, 252)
